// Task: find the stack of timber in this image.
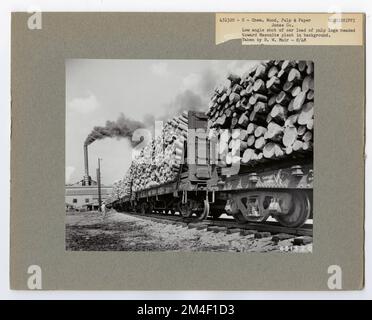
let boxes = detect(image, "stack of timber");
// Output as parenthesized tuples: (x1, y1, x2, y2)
(115, 112, 188, 193)
(206, 60, 314, 166)
(109, 179, 129, 202)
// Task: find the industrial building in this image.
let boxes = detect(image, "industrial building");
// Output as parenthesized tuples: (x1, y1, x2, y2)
(65, 144, 112, 211)
(65, 183, 113, 211)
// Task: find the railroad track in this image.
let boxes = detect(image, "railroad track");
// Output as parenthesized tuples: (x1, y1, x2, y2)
(120, 211, 313, 242)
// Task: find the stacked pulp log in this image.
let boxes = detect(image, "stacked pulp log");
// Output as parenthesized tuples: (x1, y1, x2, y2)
(110, 170, 133, 200)
(115, 112, 188, 193)
(206, 60, 314, 166)
(109, 179, 129, 202)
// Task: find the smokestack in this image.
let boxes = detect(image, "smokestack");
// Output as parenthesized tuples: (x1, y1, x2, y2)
(83, 144, 91, 185)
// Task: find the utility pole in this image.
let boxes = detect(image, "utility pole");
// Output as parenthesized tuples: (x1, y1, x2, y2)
(97, 158, 102, 211)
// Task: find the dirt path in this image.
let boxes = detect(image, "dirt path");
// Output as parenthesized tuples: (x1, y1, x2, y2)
(65, 211, 312, 252)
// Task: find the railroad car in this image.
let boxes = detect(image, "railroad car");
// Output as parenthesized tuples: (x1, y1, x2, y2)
(112, 111, 313, 228)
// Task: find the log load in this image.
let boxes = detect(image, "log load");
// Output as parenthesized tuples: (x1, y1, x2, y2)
(207, 60, 314, 166)
(112, 60, 314, 195)
(113, 113, 188, 194)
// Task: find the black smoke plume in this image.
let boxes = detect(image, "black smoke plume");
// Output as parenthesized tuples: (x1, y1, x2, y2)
(84, 113, 145, 146)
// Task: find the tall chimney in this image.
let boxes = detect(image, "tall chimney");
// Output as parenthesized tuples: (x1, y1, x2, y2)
(83, 144, 91, 185)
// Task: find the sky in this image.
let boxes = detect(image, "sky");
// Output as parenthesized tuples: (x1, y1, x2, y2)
(66, 59, 258, 185)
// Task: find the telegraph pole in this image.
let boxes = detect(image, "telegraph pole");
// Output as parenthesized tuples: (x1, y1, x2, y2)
(97, 158, 102, 211)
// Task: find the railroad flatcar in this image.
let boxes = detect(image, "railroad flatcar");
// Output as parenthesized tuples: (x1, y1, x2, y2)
(112, 111, 313, 228)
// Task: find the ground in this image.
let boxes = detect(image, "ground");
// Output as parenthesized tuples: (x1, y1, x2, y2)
(65, 210, 312, 252)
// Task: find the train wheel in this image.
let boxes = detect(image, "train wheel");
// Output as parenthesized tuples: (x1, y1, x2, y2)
(232, 211, 247, 224)
(148, 203, 154, 214)
(140, 202, 148, 215)
(178, 201, 193, 218)
(275, 191, 311, 228)
(194, 200, 210, 221)
(226, 199, 247, 223)
(133, 203, 140, 213)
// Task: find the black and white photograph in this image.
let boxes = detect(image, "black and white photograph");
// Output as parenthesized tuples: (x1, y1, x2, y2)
(7, 7, 367, 294)
(65, 59, 314, 253)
